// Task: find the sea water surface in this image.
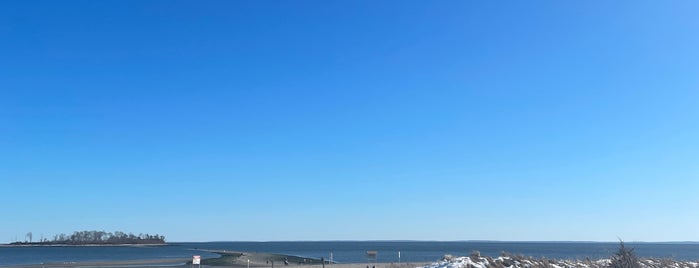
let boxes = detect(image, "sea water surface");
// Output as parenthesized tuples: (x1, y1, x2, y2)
(1, 241, 699, 266)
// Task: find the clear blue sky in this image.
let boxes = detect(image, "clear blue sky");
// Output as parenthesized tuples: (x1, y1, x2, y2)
(1, 1, 698, 243)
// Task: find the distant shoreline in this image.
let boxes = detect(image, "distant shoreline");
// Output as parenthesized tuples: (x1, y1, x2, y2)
(0, 243, 170, 247)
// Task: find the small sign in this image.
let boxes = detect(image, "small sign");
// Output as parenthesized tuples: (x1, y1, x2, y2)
(193, 255, 201, 265)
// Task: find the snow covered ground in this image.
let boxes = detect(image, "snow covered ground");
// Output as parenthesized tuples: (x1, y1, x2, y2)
(419, 254, 699, 268)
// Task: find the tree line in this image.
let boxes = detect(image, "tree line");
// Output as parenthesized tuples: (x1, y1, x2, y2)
(10, 230, 165, 245)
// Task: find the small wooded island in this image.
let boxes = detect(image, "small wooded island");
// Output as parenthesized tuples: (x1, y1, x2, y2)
(9, 230, 166, 245)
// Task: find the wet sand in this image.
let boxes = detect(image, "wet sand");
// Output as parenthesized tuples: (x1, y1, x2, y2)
(200, 251, 428, 268)
(1, 258, 190, 268)
(3, 261, 426, 268)
(1, 251, 429, 268)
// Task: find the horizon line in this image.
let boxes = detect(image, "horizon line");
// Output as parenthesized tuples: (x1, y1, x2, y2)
(168, 239, 699, 244)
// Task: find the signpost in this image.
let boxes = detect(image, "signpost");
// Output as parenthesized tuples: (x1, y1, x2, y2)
(193, 255, 201, 268)
(366, 251, 377, 263)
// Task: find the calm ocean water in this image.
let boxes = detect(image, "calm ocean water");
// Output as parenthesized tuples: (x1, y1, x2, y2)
(1, 241, 699, 266)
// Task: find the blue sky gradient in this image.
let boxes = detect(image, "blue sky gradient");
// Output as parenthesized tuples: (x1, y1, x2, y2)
(1, 1, 698, 242)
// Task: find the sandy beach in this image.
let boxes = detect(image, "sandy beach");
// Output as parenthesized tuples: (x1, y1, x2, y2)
(1, 251, 429, 268)
(3, 260, 427, 268)
(1, 258, 190, 268)
(5, 250, 699, 268)
(198, 251, 428, 268)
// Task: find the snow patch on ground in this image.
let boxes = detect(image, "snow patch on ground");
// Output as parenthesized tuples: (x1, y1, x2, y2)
(419, 255, 698, 268)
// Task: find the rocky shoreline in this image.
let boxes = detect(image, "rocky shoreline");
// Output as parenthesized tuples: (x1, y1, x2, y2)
(424, 254, 699, 268)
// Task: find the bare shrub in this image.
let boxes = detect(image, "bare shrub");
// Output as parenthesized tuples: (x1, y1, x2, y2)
(609, 241, 640, 268)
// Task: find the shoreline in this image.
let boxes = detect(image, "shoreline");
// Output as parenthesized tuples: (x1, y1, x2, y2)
(0, 243, 171, 247)
(0, 258, 190, 268)
(2, 263, 427, 268)
(3, 248, 699, 268)
(0, 251, 430, 268)
(4, 253, 699, 268)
